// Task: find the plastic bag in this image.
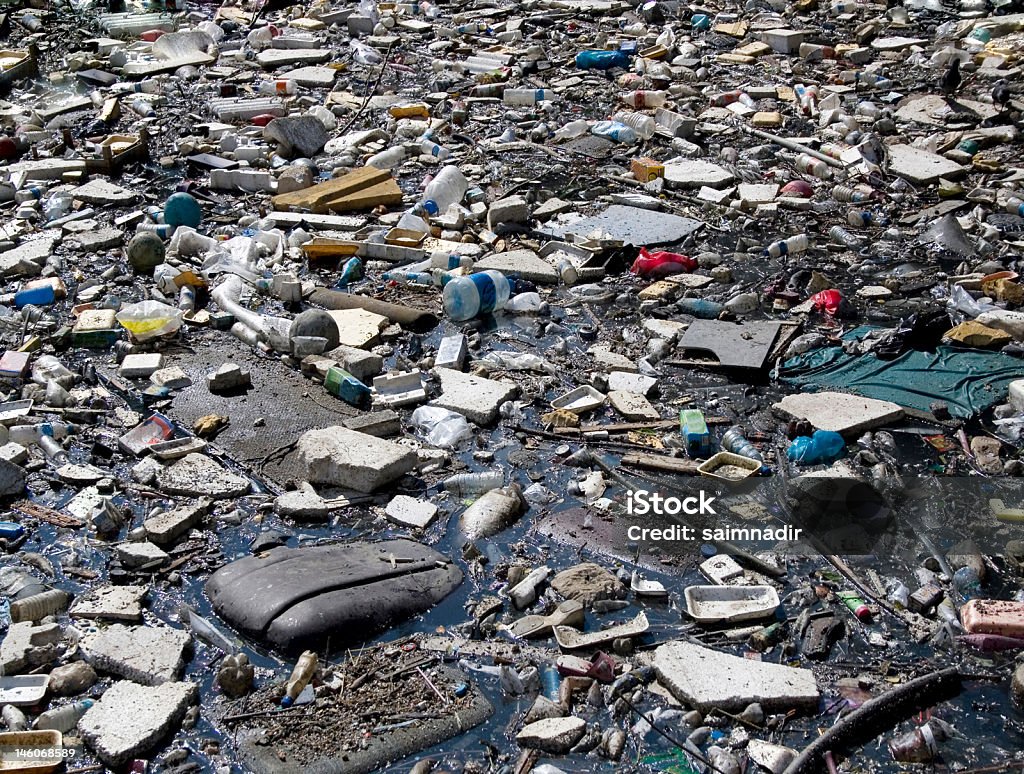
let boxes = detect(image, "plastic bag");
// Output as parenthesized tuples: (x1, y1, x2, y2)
(787, 430, 846, 465)
(410, 406, 473, 448)
(115, 301, 183, 342)
(479, 351, 555, 373)
(630, 247, 696, 277)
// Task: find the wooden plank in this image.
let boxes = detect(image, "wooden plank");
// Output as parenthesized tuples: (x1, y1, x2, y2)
(272, 166, 391, 212)
(325, 179, 404, 213)
(620, 453, 700, 475)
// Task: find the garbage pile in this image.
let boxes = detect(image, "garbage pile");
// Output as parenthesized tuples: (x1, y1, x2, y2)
(3, 0, 1024, 770)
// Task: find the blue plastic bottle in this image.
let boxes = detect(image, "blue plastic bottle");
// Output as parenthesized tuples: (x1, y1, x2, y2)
(14, 284, 56, 308)
(0, 521, 24, 541)
(575, 49, 630, 70)
(786, 430, 845, 465)
(442, 270, 511, 320)
(337, 257, 364, 287)
(677, 298, 724, 319)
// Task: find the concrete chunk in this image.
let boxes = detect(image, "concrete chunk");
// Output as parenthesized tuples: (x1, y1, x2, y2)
(81, 624, 190, 685)
(324, 343, 384, 382)
(275, 481, 333, 520)
(117, 541, 169, 569)
(430, 368, 518, 425)
(607, 371, 657, 396)
(144, 501, 207, 545)
(516, 716, 587, 753)
(385, 494, 438, 529)
(71, 178, 139, 205)
(119, 353, 163, 379)
(773, 392, 904, 436)
(296, 426, 417, 492)
(475, 249, 558, 284)
(486, 195, 531, 230)
(663, 159, 735, 189)
(264, 115, 330, 158)
(608, 390, 660, 420)
(0, 620, 62, 673)
(80, 680, 198, 766)
(70, 585, 148, 622)
(887, 144, 964, 185)
(157, 454, 251, 499)
(653, 641, 819, 712)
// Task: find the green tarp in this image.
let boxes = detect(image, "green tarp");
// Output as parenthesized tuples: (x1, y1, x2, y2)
(779, 328, 1024, 418)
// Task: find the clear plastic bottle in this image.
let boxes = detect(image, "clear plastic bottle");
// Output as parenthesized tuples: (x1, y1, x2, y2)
(257, 79, 297, 95)
(419, 137, 451, 160)
(611, 111, 656, 139)
(834, 184, 874, 203)
(366, 145, 408, 170)
(8, 422, 78, 446)
(763, 234, 809, 258)
(720, 426, 763, 463)
(829, 225, 861, 248)
(414, 165, 468, 217)
(502, 88, 556, 106)
(382, 270, 432, 285)
(430, 252, 474, 270)
(281, 650, 318, 707)
(128, 98, 156, 118)
(620, 90, 667, 108)
(9, 589, 68, 622)
(886, 578, 910, 609)
(1005, 196, 1024, 217)
(114, 78, 163, 94)
(442, 270, 511, 320)
(552, 119, 591, 140)
(15, 185, 46, 204)
(34, 700, 94, 733)
(591, 120, 638, 144)
(442, 470, 504, 496)
(795, 154, 832, 179)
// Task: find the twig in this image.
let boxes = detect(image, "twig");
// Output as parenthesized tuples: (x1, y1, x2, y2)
(338, 43, 395, 136)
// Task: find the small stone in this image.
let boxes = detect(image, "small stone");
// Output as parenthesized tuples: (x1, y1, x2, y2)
(117, 541, 169, 570)
(206, 363, 252, 393)
(217, 653, 254, 699)
(550, 563, 622, 605)
(48, 661, 98, 696)
(275, 482, 333, 520)
(516, 716, 587, 754)
(150, 366, 193, 390)
(384, 494, 438, 529)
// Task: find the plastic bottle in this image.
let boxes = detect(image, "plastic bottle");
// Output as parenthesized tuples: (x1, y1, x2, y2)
(129, 98, 157, 118)
(720, 426, 763, 463)
(677, 298, 724, 318)
(15, 185, 46, 204)
(366, 145, 408, 170)
(9, 589, 68, 622)
(847, 210, 887, 228)
(680, 409, 711, 457)
(419, 137, 451, 160)
(833, 184, 874, 203)
(281, 650, 318, 707)
(430, 252, 474, 270)
(829, 225, 861, 248)
(710, 90, 754, 107)
(442, 471, 504, 497)
(503, 88, 556, 106)
(763, 234, 809, 258)
(591, 120, 638, 144)
(7, 283, 56, 308)
(553, 119, 591, 140)
(837, 590, 872, 622)
(558, 260, 579, 285)
(442, 270, 511, 320)
(337, 257, 364, 287)
(34, 700, 94, 733)
(38, 435, 68, 464)
(324, 366, 371, 406)
(382, 270, 432, 285)
(795, 154, 832, 179)
(9, 422, 77, 446)
(415, 165, 468, 217)
(787, 430, 846, 465)
(541, 664, 560, 701)
(2, 705, 27, 732)
(575, 49, 630, 70)
(953, 566, 983, 601)
(620, 90, 667, 108)
(1005, 196, 1024, 217)
(257, 79, 296, 95)
(889, 720, 949, 762)
(611, 111, 656, 139)
(886, 578, 910, 609)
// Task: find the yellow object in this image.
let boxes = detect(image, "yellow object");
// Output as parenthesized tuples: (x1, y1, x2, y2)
(991, 498, 1024, 523)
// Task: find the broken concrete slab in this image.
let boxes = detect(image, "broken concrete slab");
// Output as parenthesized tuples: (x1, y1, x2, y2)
(608, 390, 661, 420)
(887, 144, 965, 185)
(430, 367, 518, 425)
(663, 159, 735, 189)
(516, 716, 587, 754)
(275, 482, 334, 520)
(652, 641, 819, 712)
(385, 494, 438, 529)
(0, 236, 58, 277)
(550, 204, 704, 247)
(589, 346, 637, 372)
(0, 620, 62, 673)
(324, 343, 384, 382)
(207, 539, 462, 650)
(117, 541, 169, 569)
(296, 426, 417, 492)
(474, 249, 559, 284)
(282, 65, 338, 88)
(327, 308, 388, 348)
(66, 227, 124, 252)
(71, 178, 139, 205)
(80, 624, 190, 685)
(80, 680, 198, 766)
(157, 454, 251, 499)
(144, 501, 207, 545)
(606, 371, 657, 396)
(70, 585, 148, 622)
(773, 392, 904, 436)
(256, 47, 331, 68)
(207, 363, 252, 393)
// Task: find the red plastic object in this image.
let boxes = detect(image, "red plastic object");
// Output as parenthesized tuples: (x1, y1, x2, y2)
(250, 113, 278, 127)
(780, 180, 814, 198)
(812, 289, 843, 315)
(0, 136, 18, 161)
(557, 651, 616, 682)
(140, 29, 166, 42)
(630, 247, 696, 278)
